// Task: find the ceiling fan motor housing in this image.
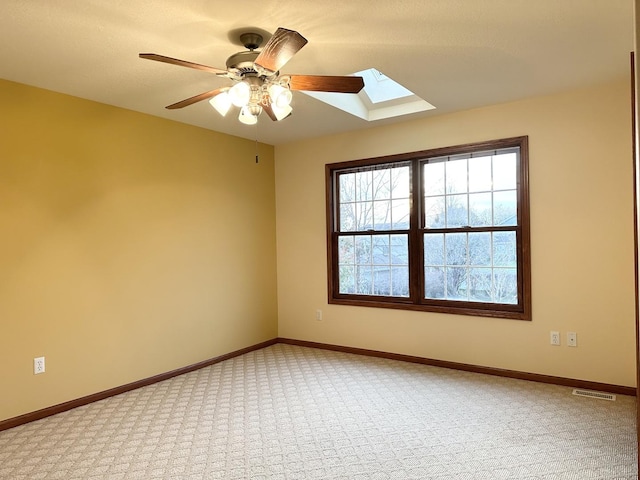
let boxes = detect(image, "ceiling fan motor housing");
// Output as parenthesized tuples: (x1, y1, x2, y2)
(225, 50, 260, 76)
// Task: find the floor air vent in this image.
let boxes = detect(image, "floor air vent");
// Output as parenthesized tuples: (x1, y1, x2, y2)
(572, 389, 616, 401)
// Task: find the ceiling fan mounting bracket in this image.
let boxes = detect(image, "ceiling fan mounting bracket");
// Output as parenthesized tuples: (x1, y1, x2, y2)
(239, 32, 264, 51)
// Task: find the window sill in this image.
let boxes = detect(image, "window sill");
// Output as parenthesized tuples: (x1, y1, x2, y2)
(329, 296, 531, 321)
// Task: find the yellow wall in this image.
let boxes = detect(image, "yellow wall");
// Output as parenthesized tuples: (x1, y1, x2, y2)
(0, 79, 278, 421)
(275, 78, 636, 387)
(1, 74, 635, 423)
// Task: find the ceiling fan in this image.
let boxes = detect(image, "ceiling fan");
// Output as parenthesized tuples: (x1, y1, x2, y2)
(139, 27, 365, 125)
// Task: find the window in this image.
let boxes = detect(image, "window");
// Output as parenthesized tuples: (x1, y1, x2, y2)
(326, 136, 531, 320)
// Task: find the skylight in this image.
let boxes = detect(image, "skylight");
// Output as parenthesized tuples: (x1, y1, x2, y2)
(300, 68, 435, 121)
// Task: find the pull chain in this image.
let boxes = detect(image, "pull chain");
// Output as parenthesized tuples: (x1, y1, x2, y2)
(255, 121, 259, 163)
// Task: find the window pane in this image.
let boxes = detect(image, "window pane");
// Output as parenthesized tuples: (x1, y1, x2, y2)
(468, 155, 492, 192)
(339, 266, 355, 294)
(494, 268, 517, 304)
(424, 233, 444, 266)
(372, 169, 391, 200)
(469, 232, 491, 266)
(355, 236, 372, 264)
(493, 232, 516, 267)
(445, 232, 467, 266)
(372, 235, 390, 264)
(446, 158, 467, 194)
(391, 198, 410, 230)
(356, 265, 373, 295)
(446, 266, 468, 300)
(338, 236, 355, 264)
(469, 192, 492, 227)
(390, 234, 408, 265)
(425, 267, 445, 299)
(391, 166, 411, 199)
(355, 171, 373, 201)
(338, 164, 410, 234)
(391, 266, 409, 297)
(373, 200, 391, 229)
(340, 173, 356, 203)
(469, 268, 492, 302)
(373, 266, 391, 296)
(493, 153, 517, 190)
(493, 190, 517, 226)
(446, 194, 468, 227)
(355, 201, 373, 230)
(424, 195, 445, 228)
(340, 204, 356, 232)
(338, 234, 409, 298)
(423, 162, 444, 196)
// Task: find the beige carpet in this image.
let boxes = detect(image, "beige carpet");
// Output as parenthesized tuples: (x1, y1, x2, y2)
(0, 344, 637, 479)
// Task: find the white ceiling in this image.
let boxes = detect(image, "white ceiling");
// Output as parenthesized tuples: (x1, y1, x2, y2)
(0, 1, 634, 146)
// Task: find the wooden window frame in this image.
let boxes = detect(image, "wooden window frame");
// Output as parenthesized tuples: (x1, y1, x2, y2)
(326, 136, 531, 321)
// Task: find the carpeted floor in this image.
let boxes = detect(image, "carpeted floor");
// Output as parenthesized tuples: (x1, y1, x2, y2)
(0, 343, 637, 479)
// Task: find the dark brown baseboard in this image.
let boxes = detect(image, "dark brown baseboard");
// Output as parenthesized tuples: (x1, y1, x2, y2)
(277, 338, 637, 397)
(2, 336, 635, 432)
(0, 338, 278, 433)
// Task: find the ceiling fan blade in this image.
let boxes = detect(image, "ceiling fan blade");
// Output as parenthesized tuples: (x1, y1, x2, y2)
(289, 75, 365, 93)
(262, 103, 292, 122)
(139, 53, 227, 75)
(262, 104, 279, 121)
(166, 88, 226, 109)
(254, 28, 308, 73)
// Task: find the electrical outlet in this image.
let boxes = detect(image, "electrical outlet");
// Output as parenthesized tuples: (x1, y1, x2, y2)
(567, 332, 577, 347)
(550, 331, 560, 346)
(316, 309, 323, 321)
(34, 356, 45, 375)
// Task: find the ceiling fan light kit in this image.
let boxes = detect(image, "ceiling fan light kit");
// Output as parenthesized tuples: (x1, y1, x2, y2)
(208, 87, 231, 116)
(238, 105, 261, 125)
(140, 27, 364, 125)
(212, 74, 294, 124)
